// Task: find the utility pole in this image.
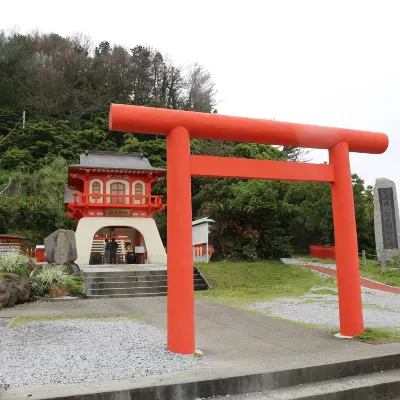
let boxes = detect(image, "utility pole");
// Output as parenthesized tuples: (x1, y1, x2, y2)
(22, 111, 26, 130)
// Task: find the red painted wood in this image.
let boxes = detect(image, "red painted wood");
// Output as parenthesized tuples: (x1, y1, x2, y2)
(309, 245, 336, 259)
(191, 156, 335, 183)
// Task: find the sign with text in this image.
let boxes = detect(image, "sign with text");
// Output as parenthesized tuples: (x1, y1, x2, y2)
(106, 209, 132, 217)
(379, 187, 399, 249)
(0, 240, 20, 257)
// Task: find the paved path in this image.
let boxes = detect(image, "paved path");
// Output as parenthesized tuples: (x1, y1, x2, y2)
(2, 297, 400, 372)
(301, 264, 400, 294)
(3, 297, 400, 399)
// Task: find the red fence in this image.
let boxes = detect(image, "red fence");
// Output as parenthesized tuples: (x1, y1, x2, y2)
(309, 245, 336, 260)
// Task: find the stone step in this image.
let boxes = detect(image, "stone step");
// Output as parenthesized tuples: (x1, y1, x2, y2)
(83, 268, 208, 298)
(229, 369, 400, 399)
(86, 292, 167, 299)
(85, 275, 163, 283)
(11, 353, 400, 399)
(86, 284, 208, 296)
(86, 279, 205, 289)
(83, 270, 167, 278)
(85, 274, 202, 283)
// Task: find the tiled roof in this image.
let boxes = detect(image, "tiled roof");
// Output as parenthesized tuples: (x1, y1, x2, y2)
(69, 151, 165, 172)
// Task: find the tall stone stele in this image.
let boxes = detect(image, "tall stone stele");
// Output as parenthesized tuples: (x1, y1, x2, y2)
(44, 229, 78, 264)
(374, 178, 400, 261)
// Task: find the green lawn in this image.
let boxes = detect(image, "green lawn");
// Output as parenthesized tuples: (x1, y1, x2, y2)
(196, 260, 335, 306)
(360, 260, 400, 287)
(354, 328, 400, 344)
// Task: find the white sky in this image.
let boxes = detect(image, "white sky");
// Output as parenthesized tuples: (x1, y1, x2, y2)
(1, 0, 399, 188)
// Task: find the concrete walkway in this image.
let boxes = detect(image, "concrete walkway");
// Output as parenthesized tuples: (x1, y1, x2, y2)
(3, 297, 400, 399)
(2, 297, 400, 372)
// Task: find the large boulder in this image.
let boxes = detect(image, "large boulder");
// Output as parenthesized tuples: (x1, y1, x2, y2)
(0, 273, 30, 307)
(44, 229, 77, 264)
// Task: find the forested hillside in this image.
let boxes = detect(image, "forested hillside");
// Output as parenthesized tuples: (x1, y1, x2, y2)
(0, 31, 376, 259)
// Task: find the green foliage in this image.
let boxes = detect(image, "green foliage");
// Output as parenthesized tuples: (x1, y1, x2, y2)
(66, 273, 84, 294)
(0, 30, 377, 262)
(30, 266, 74, 296)
(0, 158, 75, 245)
(354, 328, 400, 344)
(0, 252, 30, 276)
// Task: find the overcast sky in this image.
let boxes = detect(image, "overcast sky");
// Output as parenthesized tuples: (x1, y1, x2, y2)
(1, 0, 399, 188)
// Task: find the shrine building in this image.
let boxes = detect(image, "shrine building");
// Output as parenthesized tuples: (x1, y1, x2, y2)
(64, 151, 167, 265)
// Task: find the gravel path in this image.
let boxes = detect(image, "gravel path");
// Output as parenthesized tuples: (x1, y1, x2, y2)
(281, 257, 337, 270)
(250, 286, 400, 330)
(0, 318, 205, 388)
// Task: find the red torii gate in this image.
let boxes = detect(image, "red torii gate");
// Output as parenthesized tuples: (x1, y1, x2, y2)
(109, 104, 388, 354)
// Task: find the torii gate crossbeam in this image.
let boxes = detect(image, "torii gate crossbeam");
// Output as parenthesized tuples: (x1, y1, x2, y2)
(110, 104, 388, 354)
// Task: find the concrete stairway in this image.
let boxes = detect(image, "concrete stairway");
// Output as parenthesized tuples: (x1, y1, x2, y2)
(226, 354, 400, 400)
(84, 267, 208, 298)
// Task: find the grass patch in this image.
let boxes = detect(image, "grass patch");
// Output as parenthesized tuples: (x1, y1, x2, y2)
(294, 254, 336, 264)
(196, 260, 335, 306)
(311, 289, 338, 295)
(354, 328, 400, 344)
(360, 260, 400, 288)
(10, 315, 146, 328)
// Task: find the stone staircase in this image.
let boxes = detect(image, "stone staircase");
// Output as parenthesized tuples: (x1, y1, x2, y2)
(84, 267, 208, 298)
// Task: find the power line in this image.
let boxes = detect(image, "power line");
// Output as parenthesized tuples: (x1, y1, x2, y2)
(0, 114, 25, 144)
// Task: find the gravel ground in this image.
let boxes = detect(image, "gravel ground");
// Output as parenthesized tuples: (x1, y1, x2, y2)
(250, 286, 400, 330)
(248, 258, 400, 330)
(0, 318, 205, 388)
(281, 257, 337, 270)
(0, 317, 12, 328)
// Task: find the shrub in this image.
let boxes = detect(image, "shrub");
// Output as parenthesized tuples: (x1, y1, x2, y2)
(30, 266, 74, 297)
(66, 273, 84, 294)
(0, 253, 31, 276)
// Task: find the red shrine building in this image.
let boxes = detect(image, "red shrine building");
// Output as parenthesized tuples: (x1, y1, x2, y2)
(64, 151, 167, 265)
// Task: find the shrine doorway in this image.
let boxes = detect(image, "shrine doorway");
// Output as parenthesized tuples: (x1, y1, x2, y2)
(75, 217, 166, 266)
(89, 226, 143, 265)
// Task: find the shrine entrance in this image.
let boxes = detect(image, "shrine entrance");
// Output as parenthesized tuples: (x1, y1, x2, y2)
(75, 217, 166, 266)
(109, 103, 389, 354)
(89, 226, 146, 265)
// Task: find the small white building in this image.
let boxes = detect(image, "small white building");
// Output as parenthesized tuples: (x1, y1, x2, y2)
(192, 217, 214, 262)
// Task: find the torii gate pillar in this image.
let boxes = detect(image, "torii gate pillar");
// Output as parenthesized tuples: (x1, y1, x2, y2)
(109, 103, 388, 354)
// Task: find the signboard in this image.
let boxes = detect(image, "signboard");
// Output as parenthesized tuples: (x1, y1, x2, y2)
(379, 188, 399, 249)
(135, 246, 145, 253)
(192, 223, 210, 246)
(105, 209, 132, 217)
(0, 240, 20, 257)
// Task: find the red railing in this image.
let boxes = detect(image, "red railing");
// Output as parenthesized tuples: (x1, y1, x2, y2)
(71, 193, 164, 208)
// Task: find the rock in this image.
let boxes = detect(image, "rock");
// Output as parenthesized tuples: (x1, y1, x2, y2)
(25, 261, 37, 272)
(60, 262, 80, 276)
(48, 285, 69, 298)
(44, 229, 77, 264)
(0, 273, 30, 307)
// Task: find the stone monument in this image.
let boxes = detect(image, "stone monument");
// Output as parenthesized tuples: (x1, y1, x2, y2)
(44, 229, 78, 264)
(374, 178, 400, 261)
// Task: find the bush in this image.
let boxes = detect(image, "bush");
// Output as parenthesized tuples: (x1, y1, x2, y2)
(66, 273, 84, 294)
(0, 253, 31, 276)
(30, 266, 74, 297)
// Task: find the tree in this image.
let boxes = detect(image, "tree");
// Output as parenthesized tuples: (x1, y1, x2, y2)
(282, 146, 311, 162)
